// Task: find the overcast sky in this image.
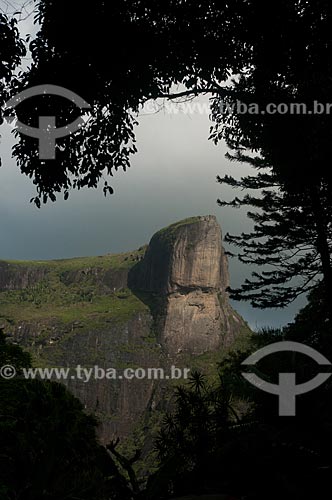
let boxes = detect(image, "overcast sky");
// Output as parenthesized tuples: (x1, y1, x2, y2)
(0, 3, 307, 330)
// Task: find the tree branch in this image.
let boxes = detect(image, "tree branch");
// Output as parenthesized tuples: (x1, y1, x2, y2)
(156, 87, 228, 100)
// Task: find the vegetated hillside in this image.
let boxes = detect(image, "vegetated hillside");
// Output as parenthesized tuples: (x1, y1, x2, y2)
(0, 248, 147, 331)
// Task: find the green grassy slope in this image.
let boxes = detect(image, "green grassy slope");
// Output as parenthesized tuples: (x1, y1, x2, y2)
(0, 247, 148, 327)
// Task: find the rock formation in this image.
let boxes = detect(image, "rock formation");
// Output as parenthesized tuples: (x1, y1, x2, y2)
(129, 215, 241, 355)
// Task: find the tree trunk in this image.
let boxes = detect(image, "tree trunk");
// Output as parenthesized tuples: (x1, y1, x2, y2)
(310, 185, 332, 322)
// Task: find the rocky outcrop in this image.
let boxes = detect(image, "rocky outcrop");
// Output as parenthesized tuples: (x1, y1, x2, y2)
(129, 215, 244, 355)
(0, 261, 47, 291)
(130, 216, 229, 294)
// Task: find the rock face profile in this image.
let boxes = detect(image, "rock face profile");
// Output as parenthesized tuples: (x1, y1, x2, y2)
(129, 215, 240, 355)
(130, 216, 228, 293)
(0, 215, 250, 442)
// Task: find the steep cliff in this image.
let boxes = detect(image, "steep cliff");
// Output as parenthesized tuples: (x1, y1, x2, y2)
(129, 216, 228, 293)
(0, 216, 250, 443)
(129, 215, 243, 355)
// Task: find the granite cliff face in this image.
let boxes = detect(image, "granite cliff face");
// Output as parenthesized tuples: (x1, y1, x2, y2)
(0, 261, 47, 291)
(0, 216, 250, 443)
(130, 216, 228, 293)
(129, 215, 241, 355)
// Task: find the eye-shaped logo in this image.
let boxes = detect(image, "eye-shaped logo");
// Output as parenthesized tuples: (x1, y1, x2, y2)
(3, 84, 91, 160)
(242, 341, 332, 416)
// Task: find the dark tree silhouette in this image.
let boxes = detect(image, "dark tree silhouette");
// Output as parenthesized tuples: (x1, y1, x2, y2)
(7, 0, 244, 204)
(147, 369, 246, 498)
(0, 327, 31, 370)
(0, 12, 25, 128)
(0, 333, 133, 500)
(216, 172, 331, 308)
(208, 1, 332, 312)
(149, 310, 332, 499)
